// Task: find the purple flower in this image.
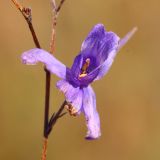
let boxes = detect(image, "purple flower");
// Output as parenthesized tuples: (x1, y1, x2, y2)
(21, 24, 137, 139)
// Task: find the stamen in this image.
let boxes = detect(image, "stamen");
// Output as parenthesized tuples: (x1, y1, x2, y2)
(79, 58, 90, 78)
(79, 73, 87, 78)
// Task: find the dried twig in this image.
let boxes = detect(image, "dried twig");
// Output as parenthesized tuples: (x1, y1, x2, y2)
(50, 0, 57, 13)
(49, 0, 66, 53)
(56, 0, 66, 14)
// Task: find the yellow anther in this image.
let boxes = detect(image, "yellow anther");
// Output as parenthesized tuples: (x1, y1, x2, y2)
(81, 58, 90, 74)
(79, 58, 90, 78)
(79, 73, 87, 78)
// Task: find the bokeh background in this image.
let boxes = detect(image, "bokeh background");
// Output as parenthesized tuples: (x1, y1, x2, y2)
(0, 0, 160, 160)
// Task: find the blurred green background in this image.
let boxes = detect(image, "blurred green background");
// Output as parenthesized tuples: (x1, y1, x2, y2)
(0, 0, 160, 160)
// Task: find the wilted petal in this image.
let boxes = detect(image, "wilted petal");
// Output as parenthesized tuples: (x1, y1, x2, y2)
(94, 27, 137, 80)
(56, 80, 83, 115)
(82, 85, 101, 140)
(21, 48, 66, 79)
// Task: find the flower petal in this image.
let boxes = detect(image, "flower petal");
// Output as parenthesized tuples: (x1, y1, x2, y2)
(98, 31, 119, 63)
(21, 48, 66, 79)
(56, 80, 83, 115)
(78, 68, 99, 87)
(70, 54, 83, 78)
(93, 49, 117, 81)
(80, 24, 120, 72)
(82, 85, 101, 140)
(81, 24, 105, 52)
(94, 27, 137, 80)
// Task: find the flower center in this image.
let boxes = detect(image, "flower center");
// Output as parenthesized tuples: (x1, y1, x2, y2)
(79, 58, 90, 78)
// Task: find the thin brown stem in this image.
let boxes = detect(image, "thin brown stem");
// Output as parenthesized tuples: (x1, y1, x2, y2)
(11, 0, 50, 153)
(49, 15, 57, 54)
(41, 138, 48, 160)
(11, 0, 40, 48)
(27, 20, 41, 48)
(56, 0, 66, 14)
(49, 0, 57, 54)
(44, 69, 51, 138)
(11, 0, 50, 137)
(47, 101, 67, 135)
(43, 0, 67, 140)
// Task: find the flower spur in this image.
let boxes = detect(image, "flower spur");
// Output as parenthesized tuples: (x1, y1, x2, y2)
(21, 24, 137, 139)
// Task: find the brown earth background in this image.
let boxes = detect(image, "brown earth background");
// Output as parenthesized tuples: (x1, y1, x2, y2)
(0, 0, 160, 160)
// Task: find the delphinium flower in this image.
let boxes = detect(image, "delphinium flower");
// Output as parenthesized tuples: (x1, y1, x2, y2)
(21, 24, 137, 140)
